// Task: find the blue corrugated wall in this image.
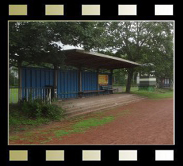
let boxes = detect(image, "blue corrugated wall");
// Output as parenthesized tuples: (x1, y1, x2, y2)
(57, 70, 79, 99)
(82, 71, 97, 90)
(22, 67, 54, 88)
(81, 71, 98, 97)
(22, 67, 112, 99)
(22, 67, 54, 99)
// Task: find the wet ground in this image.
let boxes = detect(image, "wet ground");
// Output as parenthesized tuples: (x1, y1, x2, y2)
(9, 98, 173, 145)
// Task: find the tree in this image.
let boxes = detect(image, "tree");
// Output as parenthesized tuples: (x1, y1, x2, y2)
(97, 22, 174, 92)
(113, 69, 127, 86)
(9, 21, 108, 96)
(9, 21, 173, 92)
(9, 21, 107, 67)
(9, 22, 69, 68)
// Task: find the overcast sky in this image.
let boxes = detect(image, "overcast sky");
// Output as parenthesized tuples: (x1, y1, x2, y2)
(58, 42, 83, 50)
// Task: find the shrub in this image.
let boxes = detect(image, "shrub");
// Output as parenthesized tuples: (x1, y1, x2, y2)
(21, 99, 65, 120)
(42, 104, 65, 120)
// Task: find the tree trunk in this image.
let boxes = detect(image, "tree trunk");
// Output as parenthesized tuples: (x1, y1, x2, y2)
(126, 68, 134, 93)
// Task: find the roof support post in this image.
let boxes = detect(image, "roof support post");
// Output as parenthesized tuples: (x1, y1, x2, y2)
(53, 65, 58, 99)
(78, 67, 82, 97)
(97, 69, 99, 90)
(110, 69, 113, 86)
(110, 69, 113, 94)
(96, 69, 99, 94)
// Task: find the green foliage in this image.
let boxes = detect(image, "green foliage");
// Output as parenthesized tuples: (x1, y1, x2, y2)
(100, 22, 173, 92)
(113, 69, 126, 86)
(9, 21, 173, 93)
(9, 98, 65, 131)
(41, 104, 65, 120)
(9, 22, 107, 68)
(9, 103, 50, 127)
(21, 99, 65, 120)
(9, 72, 18, 86)
(21, 99, 41, 118)
(9, 67, 18, 86)
(9, 101, 65, 133)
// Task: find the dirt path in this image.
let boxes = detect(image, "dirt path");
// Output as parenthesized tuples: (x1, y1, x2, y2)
(9, 98, 173, 145)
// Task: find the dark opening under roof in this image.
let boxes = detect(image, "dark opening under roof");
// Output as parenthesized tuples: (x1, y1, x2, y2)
(61, 49, 140, 70)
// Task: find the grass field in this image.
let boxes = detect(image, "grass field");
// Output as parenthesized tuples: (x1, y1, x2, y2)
(132, 89, 173, 99)
(113, 86, 173, 99)
(9, 88, 18, 103)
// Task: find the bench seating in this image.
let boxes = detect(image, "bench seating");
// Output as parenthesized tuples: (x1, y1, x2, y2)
(78, 90, 105, 97)
(101, 85, 117, 92)
(79, 90, 105, 93)
(78, 85, 117, 97)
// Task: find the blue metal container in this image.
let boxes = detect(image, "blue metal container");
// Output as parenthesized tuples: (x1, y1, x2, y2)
(22, 67, 112, 99)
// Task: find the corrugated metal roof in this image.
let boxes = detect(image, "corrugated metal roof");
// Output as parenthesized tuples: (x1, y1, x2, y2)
(62, 49, 140, 69)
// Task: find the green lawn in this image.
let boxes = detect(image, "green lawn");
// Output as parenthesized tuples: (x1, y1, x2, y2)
(114, 86, 173, 99)
(9, 88, 18, 103)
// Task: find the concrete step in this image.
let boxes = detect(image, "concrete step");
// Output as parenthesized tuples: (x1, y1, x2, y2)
(63, 95, 142, 111)
(67, 104, 118, 118)
(66, 98, 145, 118)
(61, 94, 139, 109)
(65, 97, 145, 118)
(65, 96, 144, 112)
(65, 101, 117, 115)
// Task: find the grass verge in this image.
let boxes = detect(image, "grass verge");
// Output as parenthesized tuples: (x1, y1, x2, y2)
(132, 88, 173, 99)
(113, 86, 173, 99)
(9, 103, 62, 133)
(54, 116, 114, 138)
(9, 113, 51, 133)
(9, 108, 131, 143)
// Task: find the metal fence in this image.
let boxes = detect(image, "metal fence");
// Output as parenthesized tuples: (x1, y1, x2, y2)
(9, 87, 52, 104)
